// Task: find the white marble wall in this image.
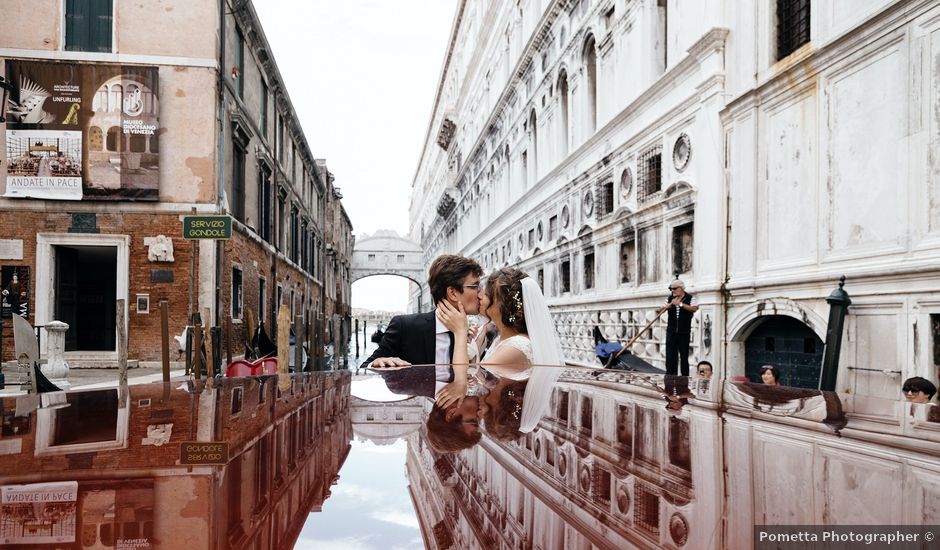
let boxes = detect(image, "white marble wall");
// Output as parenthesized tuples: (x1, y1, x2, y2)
(410, 0, 940, 403)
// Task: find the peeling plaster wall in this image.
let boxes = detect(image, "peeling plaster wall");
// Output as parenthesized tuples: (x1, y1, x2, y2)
(117, 0, 217, 59)
(0, 1, 60, 50)
(161, 66, 218, 203)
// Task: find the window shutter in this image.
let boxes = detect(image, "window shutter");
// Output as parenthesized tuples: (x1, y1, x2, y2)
(90, 0, 114, 52)
(65, 0, 87, 51)
(65, 0, 112, 52)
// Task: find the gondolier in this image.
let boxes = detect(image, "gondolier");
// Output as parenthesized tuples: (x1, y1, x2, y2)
(660, 279, 698, 376)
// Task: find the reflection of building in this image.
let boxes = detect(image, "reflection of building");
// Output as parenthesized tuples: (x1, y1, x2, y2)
(0, 371, 352, 549)
(350, 395, 425, 445)
(409, 0, 940, 402)
(0, 1, 353, 366)
(405, 375, 940, 549)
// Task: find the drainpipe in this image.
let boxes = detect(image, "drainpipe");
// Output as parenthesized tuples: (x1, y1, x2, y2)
(210, 2, 226, 550)
(214, 0, 228, 330)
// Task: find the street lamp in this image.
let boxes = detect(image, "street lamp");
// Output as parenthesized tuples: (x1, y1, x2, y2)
(0, 75, 14, 123)
(819, 275, 851, 392)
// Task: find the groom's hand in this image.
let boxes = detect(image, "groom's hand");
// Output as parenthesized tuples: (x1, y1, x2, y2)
(371, 357, 412, 368)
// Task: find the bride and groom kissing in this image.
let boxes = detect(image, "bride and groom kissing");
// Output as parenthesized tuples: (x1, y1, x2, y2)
(362, 254, 565, 450)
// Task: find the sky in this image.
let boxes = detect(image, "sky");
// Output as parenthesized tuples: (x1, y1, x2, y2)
(296, 438, 422, 550)
(253, 0, 459, 312)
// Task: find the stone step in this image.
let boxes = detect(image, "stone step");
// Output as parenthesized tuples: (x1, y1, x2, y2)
(66, 359, 141, 369)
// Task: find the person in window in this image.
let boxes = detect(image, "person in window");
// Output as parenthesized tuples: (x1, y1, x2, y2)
(760, 365, 781, 386)
(901, 376, 936, 404)
(696, 360, 713, 379)
(659, 279, 698, 376)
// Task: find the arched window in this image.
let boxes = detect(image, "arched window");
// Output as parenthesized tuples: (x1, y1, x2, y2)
(557, 70, 569, 157)
(106, 126, 122, 151)
(582, 35, 597, 135)
(109, 84, 123, 113)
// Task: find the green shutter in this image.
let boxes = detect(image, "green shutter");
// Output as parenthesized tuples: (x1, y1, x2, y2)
(65, 0, 112, 52)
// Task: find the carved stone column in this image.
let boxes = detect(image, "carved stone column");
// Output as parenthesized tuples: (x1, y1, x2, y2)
(43, 320, 71, 389)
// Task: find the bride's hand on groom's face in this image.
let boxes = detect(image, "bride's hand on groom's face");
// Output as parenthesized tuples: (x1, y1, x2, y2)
(436, 301, 468, 336)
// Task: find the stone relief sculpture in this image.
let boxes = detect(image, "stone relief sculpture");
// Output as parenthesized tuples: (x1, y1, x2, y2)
(143, 423, 174, 446)
(144, 235, 174, 262)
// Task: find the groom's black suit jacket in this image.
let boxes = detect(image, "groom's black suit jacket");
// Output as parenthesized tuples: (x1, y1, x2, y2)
(361, 312, 452, 398)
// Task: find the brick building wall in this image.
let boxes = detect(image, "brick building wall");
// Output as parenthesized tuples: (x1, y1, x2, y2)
(0, 210, 197, 364)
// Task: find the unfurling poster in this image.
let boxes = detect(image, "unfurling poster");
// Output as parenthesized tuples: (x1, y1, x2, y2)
(4, 60, 160, 201)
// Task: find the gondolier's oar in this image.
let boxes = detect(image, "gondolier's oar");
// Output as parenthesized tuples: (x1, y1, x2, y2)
(610, 305, 669, 361)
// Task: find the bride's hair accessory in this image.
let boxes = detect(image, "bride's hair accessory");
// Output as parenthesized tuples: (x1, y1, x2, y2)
(506, 389, 524, 420)
(507, 290, 524, 324)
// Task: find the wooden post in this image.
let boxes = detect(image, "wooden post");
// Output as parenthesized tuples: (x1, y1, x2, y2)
(116, 299, 128, 407)
(203, 307, 213, 388)
(354, 318, 359, 358)
(277, 304, 290, 391)
(193, 315, 202, 382)
(184, 325, 192, 376)
(211, 327, 222, 377)
(294, 314, 303, 372)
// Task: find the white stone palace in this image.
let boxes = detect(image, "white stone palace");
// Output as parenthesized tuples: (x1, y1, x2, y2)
(408, 0, 940, 399)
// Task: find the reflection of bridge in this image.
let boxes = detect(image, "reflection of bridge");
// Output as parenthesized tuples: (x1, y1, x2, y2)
(351, 230, 426, 311)
(350, 394, 425, 445)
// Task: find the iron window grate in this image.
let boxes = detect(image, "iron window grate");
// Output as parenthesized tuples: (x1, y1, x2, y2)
(638, 145, 663, 203)
(777, 0, 811, 60)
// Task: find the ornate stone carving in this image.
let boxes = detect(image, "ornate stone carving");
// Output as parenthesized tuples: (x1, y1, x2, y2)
(436, 117, 456, 150)
(144, 235, 175, 262)
(436, 192, 456, 219)
(143, 423, 173, 446)
(669, 512, 689, 546)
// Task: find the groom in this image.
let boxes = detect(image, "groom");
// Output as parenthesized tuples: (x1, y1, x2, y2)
(362, 254, 483, 397)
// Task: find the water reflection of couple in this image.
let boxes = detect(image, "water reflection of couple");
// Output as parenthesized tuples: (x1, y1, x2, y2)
(363, 255, 564, 450)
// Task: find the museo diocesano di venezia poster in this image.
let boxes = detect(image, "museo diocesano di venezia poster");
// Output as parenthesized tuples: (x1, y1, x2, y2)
(3, 60, 160, 201)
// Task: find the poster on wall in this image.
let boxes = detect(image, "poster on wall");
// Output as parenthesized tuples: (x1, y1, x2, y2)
(0, 481, 78, 545)
(78, 479, 154, 550)
(4, 60, 160, 201)
(0, 265, 29, 319)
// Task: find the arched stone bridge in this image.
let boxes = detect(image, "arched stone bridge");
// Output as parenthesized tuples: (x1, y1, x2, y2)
(351, 230, 426, 309)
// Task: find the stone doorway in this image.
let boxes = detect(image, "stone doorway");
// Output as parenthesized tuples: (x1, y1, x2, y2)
(744, 315, 823, 389)
(54, 245, 117, 351)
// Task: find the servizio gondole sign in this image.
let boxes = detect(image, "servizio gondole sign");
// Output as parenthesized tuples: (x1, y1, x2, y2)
(182, 215, 232, 240)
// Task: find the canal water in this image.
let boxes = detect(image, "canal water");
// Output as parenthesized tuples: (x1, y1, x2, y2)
(0, 364, 937, 549)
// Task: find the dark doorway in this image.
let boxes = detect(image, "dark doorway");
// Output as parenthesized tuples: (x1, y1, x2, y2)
(744, 315, 823, 389)
(55, 245, 117, 351)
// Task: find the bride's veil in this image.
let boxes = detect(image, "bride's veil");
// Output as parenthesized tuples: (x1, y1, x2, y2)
(519, 276, 564, 432)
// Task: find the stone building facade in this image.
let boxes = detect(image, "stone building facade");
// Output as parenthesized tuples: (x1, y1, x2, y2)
(0, 0, 353, 366)
(409, 0, 940, 401)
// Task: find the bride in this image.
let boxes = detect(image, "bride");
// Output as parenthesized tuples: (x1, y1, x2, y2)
(436, 267, 564, 432)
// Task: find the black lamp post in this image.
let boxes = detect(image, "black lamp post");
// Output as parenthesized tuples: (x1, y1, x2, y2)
(819, 276, 851, 392)
(0, 75, 14, 123)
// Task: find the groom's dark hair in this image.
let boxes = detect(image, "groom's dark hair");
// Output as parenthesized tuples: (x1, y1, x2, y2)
(428, 255, 483, 304)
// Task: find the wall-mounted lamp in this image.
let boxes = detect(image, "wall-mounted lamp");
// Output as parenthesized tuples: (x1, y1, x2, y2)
(0, 75, 14, 123)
